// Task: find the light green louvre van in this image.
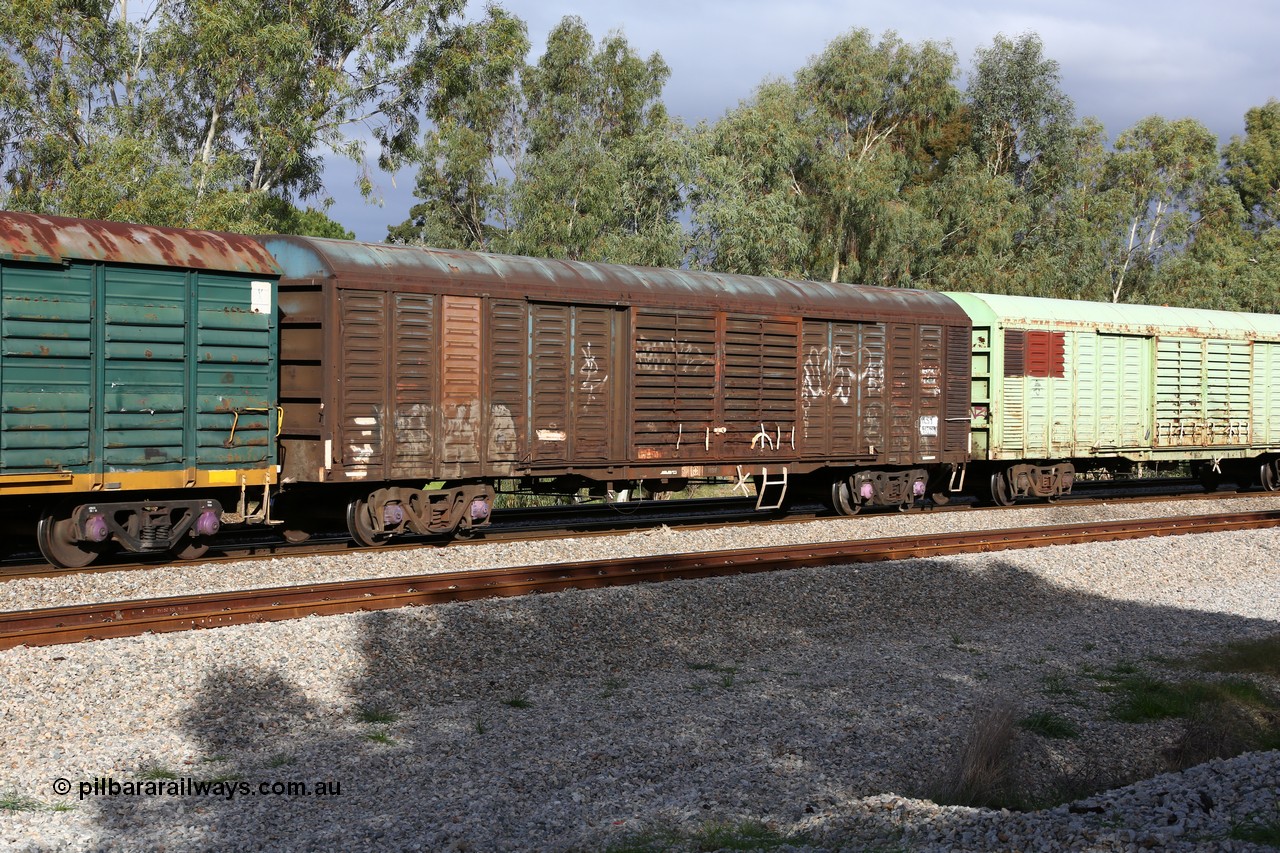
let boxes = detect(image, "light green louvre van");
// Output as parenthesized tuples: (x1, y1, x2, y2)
(944, 292, 1280, 504)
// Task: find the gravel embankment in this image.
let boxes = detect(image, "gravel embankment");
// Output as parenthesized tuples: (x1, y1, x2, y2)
(0, 497, 1276, 851)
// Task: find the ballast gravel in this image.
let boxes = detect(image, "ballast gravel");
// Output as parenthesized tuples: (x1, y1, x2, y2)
(0, 495, 1276, 851)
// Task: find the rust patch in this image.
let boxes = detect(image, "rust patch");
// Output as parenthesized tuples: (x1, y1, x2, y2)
(0, 210, 280, 274)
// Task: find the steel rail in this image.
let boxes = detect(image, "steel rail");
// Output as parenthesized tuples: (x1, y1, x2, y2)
(3, 509, 1278, 650)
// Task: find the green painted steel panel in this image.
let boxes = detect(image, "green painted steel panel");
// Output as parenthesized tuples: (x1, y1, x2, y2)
(102, 266, 187, 470)
(194, 273, 275, 469)
(0, 264, 93, 470)
(1, 256, 277, 477)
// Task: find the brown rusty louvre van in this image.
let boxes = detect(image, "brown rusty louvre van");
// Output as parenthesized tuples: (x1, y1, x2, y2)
(259, 235, 972, 541)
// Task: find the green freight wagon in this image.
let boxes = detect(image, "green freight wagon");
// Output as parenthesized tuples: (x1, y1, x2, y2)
(946, 292, 1280, 503)
(0, 212, 280, 567)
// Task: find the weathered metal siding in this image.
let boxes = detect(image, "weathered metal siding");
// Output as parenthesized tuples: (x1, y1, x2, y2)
(264, 235, 973, 484)
(439, 296, 483, 473)
(1253, 343, 1280, 446)
(1154, 337, 1252, 447)
(632, 310, 718, 461)
(1, 263, 93, 472)
(722, 316, 799, 458)
(1, 257, 276, 483)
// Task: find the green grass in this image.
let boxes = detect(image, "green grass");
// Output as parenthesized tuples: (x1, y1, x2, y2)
(356, 706, 400, 725)
(0, 792, 44, 812)
(503, 696, 533, 709)
(1228, 813, 1280, 846)
(363, 731, 396, 745)
(1107, 675, 1271, 723)
(1018, 710, 1079, 739)
(1196, 634, 1280, 677)
(137, 765, 179, 781)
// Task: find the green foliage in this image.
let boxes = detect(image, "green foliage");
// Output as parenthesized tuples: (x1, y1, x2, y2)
(1195, 634, 1280, 676)
(394, 15, 689, 266)
(1018, 710, 1079, 739)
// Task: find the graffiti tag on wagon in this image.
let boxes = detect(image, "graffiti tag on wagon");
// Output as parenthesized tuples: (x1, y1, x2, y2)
(635, 337, 712, 373)
(580, 342, 608, 402)
(802, 345, 854, 406)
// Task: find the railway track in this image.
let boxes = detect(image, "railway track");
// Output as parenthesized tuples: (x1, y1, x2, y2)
(3, 507, 1277, 651)
(0, 478, 1242, 580)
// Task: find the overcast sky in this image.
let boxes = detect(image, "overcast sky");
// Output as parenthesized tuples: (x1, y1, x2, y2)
(335, 0, 1280, 241)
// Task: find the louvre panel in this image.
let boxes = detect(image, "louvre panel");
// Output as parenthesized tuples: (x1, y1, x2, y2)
(1049, 333, 1075, 453)
(887, 323, 914, 462)
(1, 265, 93, 469)
(1024, 331, 1066, 378)
(859, 323, 886, 457)
(488, 300, 527, 462)
(339, 289, 388, 472)
(1205, 339, 1251, 445)
(1253, 342, 1280, 446)
(1118, 336, 1148, 448)
(1072, 333, 1097, 451)
(439, 295, 483, 467)
(530, 304, 571, 463)
(916, 324, 943, 457)
(572, 306, 615, 461)
(388, 293, 435, 477)
(1004, 329, 1026, 376)
(722, 315, 798, 456)
(1155, 337, 1205, 447)
(943, 325, 970, 454)
(102, 267, 187, 468)
(632, 311, 717, 459)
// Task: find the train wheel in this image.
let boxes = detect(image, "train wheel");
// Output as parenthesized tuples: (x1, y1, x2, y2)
(36, 511, 103, 569)
(989, 471, 1014, 507)
(346, 498, 388, 548)
(1199, 467, 1222, 493)
(1262, 461, 1279, 492)
(831, 479, 860, 516)
(172, 535, 210, 562)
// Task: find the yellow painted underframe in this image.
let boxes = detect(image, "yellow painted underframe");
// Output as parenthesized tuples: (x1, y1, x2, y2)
(0, 467, 276, 496)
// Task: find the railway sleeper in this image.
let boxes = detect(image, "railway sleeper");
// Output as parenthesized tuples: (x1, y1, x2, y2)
(347, 483, 496, 547)
(38, 498, 223, 569)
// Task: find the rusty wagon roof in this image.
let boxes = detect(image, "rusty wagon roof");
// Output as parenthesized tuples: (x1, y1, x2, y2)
(0, 211, 280, 275)
(259, 235, 969, 322)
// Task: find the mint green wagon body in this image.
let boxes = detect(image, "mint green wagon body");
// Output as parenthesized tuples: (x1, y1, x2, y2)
(946, 292, 1280, 497)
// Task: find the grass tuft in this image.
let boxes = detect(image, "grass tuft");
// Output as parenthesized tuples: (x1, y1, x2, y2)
(138, 764, 179, 781)
(356, 706, 400, 725)
(503, 696, 533, 709)
(0, 792, 44, 812)
(934, 701, 1019, 808)
(1018, 710, 1079, 739)
(1196, 634, 1280, 677)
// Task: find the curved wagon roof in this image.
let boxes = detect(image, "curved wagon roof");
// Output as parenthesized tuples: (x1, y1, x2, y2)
(0, 211, 280, 276)
(948, 292, 1280, 340)
(259, 235, 970, 324)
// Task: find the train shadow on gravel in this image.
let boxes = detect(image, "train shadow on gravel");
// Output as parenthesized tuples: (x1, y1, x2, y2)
(87, 548, 1279, 851)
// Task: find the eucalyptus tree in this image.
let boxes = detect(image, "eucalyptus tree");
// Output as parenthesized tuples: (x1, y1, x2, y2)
(966, 32, 1076, 206)
(394, 15, 688, 266)
(796, 29, 961, 285)
(688, 80, 811, 276)
(1225, 99, 1280, 229)
(152, 0, 473, 201)
(387, 5, 529, 249)
(506, 16, 686, 265)
(1101, 115, 1220, 303)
